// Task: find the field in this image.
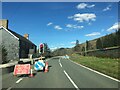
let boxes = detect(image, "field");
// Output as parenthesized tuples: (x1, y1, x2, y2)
(69, 54, 120, 80)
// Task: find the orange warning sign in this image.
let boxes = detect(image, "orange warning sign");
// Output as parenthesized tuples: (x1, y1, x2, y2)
(13, 64, 30, 75)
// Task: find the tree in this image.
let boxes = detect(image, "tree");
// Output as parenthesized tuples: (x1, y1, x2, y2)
(43, 43, 51, 58)
(116, 29, 120, 46)
(96, 38, 102, 49)
(86, 40, 89, 51)
(82, 46, 85, 51)
(74, 40, 80, 52)
(76, 40, 79, 46)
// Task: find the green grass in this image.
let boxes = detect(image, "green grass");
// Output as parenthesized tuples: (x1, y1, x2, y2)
(69, 54, 120, 80)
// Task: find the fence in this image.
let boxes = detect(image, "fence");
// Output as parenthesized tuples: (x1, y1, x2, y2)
(80, 46, 120, 58)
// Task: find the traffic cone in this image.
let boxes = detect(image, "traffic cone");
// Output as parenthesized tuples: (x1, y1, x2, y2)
(44, 62, 48, 72)
(29, 69, 33, 77)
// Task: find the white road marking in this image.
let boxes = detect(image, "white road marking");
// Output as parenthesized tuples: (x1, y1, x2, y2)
(16, 78, 23, 84)
(46, 59, 51, 61)
(64, 70, 80, 90)
(59, 58, 61, 63)
(69, 59, 120, 82)
(59, 63, 62, 67)
(59, 58, 63, 67)
(7, 87, 12, 90)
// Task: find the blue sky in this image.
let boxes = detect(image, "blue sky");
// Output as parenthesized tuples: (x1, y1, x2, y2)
(2, 2, 119, 50)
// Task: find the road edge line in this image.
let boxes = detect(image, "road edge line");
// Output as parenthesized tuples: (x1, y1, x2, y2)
(68, 59, 120, 82)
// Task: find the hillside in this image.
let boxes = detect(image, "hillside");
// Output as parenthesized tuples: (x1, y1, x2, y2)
(52, 29, 120, 58)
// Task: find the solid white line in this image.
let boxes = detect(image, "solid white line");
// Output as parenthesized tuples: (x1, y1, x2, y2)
(64, 70, 80, 90)
(7, 87, 12, 90)
(69, 59, 120, 82)
(16, 78, 23, 84)
(59, 63, 62, 67)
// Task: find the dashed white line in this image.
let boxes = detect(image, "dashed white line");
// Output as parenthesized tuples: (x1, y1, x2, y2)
(59, 58, 63, 67)
(69, 59, 120, 83)
(64, 70, 80, 90)
(59, 63, 62, 67)
(16, 78, 23, 84)
(7, 86, 12, 90)
(59, 58, 61, 63)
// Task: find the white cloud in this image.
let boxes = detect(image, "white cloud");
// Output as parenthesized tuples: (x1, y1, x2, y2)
(68, 13, 96, 23)
(87, 4, 95, 8)
(77, 3, 87, 9)
(66, 24, 73, 28)
(54, 25, 62, 30)
(103, 5, 111, 11)
(68, 16, 73, 19)
(76, 3, 95, 9)
(85, 32, 101, 37)
(50, 47, 58, 51)
(66, 24, 84, 29)
(107, 22, 120, 32)
(71, 41, 76, 44)
(47, 22, 53, 26)
(88, 22, 92, 25)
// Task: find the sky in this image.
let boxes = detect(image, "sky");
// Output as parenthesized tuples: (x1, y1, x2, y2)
(2, 2, 119, 50)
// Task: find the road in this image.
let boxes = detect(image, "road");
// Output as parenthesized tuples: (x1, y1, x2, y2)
(2, 57, 120, 90)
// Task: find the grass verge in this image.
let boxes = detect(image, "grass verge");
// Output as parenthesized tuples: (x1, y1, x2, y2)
(69, 53, 120, 80)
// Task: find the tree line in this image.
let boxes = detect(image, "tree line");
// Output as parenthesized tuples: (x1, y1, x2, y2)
(96, 29, 120, 49)
(74, 29, 120, 53)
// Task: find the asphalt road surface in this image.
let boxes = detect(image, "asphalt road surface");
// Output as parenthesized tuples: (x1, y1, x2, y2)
(2, 57, 120, 90)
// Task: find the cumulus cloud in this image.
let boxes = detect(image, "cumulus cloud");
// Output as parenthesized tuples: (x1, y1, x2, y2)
(68, 13, 96, 23)
(47, 22, 53, 26)
(54, 25, 62, 30)
(76, 3, 95, 9)
(107, 22, 120, 32)
(103, 5, 111, 11)
(85, 32, 101, 37)
(66, 24, 84, 29)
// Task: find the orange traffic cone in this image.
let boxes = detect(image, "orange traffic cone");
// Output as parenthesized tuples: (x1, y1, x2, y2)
(29, 69, 33, 77)
(44, 62, 48, 72)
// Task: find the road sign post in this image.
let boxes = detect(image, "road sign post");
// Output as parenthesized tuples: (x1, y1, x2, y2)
(30, 54, 33, 65)
(29, 49, 34, 65)
(40, 43, 44, 54)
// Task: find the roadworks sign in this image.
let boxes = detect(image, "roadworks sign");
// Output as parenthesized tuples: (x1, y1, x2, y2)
(13, 64, 30, 75)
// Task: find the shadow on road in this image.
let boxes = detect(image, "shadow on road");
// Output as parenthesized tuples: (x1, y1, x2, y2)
(17, 73, 37, 78)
